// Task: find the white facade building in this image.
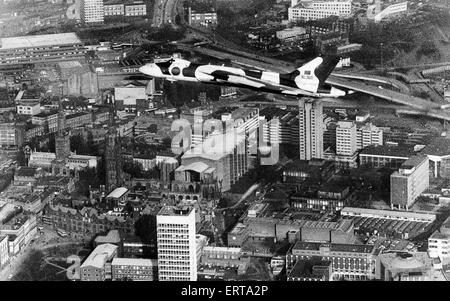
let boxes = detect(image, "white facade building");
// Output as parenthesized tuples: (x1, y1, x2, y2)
(288, 0, 352, 22)
(299, 99, 323, 160)
(336, 120, 357, 156)
(81, 0, 105, 24)
(0, 235, 9, 269)
(157, 206, 197, 281)
(390, 155, 429, 210)
(372, 1, 408, 23)
(357, 123, 383, 150)
(17, 102, 41, 116)
(428, 216, 450, 260)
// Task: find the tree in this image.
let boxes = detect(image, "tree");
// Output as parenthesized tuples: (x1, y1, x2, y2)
(148, 124, 158, 133)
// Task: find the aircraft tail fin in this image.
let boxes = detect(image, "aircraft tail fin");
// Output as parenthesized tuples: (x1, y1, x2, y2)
(289, 55, 341, 94)
(296, 55, 340, 84)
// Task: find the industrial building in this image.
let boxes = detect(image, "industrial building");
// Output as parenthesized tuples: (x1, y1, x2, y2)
(0, 33, 86, 66)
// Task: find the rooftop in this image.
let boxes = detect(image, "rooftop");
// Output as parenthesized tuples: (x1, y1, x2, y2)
(111, 258, 157, 267)
(292, 242, 374, 254)
(33, 111, 58, 118)
(422, 137, 450, 157)
(57, 61, 83, 69)
(430, 230, 450, 240)
(400, 155, 427, 170)
(157, 205, 194, 217)
(318, 180, 349, 193)
(95, 230, 121, 244)
(288, 259, 331, 280)
(182, 130, 246, 161)
(81, 243, 118, 269)
(259, 107, 298, 123)
(359, 145, 415, 158)
(176, 162, 210, 174)
(228, 107, 258, 121)
(379, 252, 432, 272)
(106, 187, 128, 199)
(284, 159, 331, 173)
(442, 216, 450, 230)
(15, 166, 37, 177)
(1, 33, 82, 50)
(230, 223, 247, 234)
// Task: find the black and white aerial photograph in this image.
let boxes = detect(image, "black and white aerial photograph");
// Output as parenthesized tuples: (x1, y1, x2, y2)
(0, 0, 450, 291)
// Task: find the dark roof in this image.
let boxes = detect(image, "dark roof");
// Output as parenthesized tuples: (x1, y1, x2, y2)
(288, 259, 331, 279)
(284, 159, 331, 173)
(400, 155, 427, 169)
(318, 180, 349, 193)
(422, 137, 450, 157)
(442, 216, 450, 230)
(33, 111, 58, 118)
(16, 166, 37, 177)
(259, 107, 298, 123)
(359, 145, 415, 158)
(67, 111, 90, 119)
(265, 188, 289, 201)
(292, 241, 374, 254)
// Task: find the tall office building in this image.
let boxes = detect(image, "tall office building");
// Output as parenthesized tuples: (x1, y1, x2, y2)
(81, 0, 105, 24)
(157, 206, 197, 281)
(298, 99, 323, 160)
(336, 121, 357, 156)
(390, 155, 429, 211)
(357, 123, 383, 150)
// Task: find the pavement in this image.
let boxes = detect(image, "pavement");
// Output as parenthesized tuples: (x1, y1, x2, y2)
(0, 223, 80, 281)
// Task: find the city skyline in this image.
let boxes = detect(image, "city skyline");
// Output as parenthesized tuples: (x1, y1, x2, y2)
(1, 0, 450, 288)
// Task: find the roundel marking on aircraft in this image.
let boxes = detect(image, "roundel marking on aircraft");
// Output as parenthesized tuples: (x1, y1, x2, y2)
(171, 67, 181, 75)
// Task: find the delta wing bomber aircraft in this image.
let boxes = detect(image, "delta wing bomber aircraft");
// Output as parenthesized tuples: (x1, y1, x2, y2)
(139, 55, 346, 98)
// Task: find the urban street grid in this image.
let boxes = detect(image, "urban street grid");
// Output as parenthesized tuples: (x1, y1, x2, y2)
(0, 0, 450, 287)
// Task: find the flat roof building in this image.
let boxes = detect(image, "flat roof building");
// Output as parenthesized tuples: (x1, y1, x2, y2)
(359, 145, 415, 169)
(287, 241, 378, 280)
(287, 258, 332, 281)
(376, 252, 434, 281)
(390, 155, 429, 211)
(289, 0, 352, 22)
(111, 258, 157, 281)
(80, 243, 118, 281)
(81, 0, 105, 24)
(299, 99, 323, 160)
(0, 33, 86, 66)
(157, 206, 197, 281)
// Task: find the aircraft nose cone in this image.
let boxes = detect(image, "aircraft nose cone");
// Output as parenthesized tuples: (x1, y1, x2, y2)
(331, 87, 346, 97)
(139, 64, 162, 77)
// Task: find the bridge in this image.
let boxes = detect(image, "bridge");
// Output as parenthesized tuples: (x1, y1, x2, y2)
(325, 76, 437, 111)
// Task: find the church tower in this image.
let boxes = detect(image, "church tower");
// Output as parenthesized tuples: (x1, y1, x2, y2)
(104, 95, 124, 192)
(52, 100, 71, 176)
